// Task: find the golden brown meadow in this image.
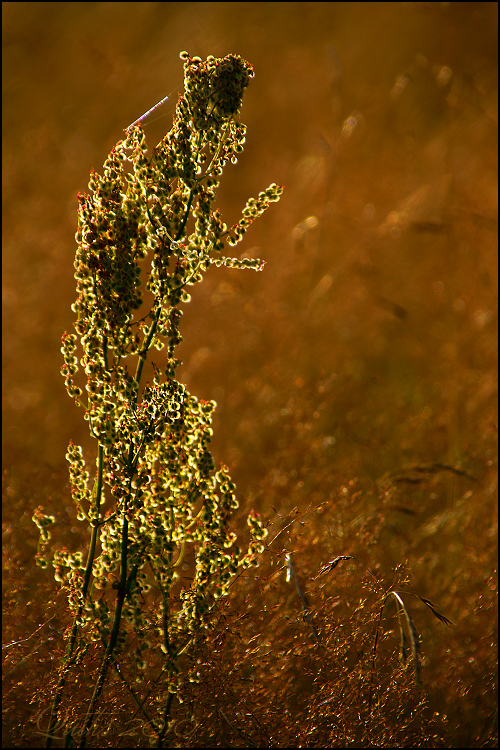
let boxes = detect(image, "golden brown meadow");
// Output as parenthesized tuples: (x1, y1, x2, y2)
(3, 4, 497, 747)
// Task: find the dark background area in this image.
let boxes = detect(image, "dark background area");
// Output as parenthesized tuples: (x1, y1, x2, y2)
(3, 3, 497, 747)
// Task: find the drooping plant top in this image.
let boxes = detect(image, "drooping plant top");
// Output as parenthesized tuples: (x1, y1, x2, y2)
(66, 51, 282, 411)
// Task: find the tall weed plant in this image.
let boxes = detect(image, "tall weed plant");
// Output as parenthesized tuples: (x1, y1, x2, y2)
(33, 52, 282, 748)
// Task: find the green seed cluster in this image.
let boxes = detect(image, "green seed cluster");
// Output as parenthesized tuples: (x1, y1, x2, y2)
(34, 53, 281, 695)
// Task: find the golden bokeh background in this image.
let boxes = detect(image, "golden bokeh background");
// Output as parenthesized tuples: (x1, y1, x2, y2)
(3, 3, 497, 746)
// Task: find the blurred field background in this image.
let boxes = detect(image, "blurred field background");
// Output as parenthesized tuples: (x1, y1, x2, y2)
(3, 2, 497, 747)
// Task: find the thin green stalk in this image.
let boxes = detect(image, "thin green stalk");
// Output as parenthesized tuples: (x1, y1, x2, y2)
(78, 502, 131, 747)
(44, 445, 105, 749)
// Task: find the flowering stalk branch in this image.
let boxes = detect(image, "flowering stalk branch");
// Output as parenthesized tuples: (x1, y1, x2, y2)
(34, 52, 282, 748)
